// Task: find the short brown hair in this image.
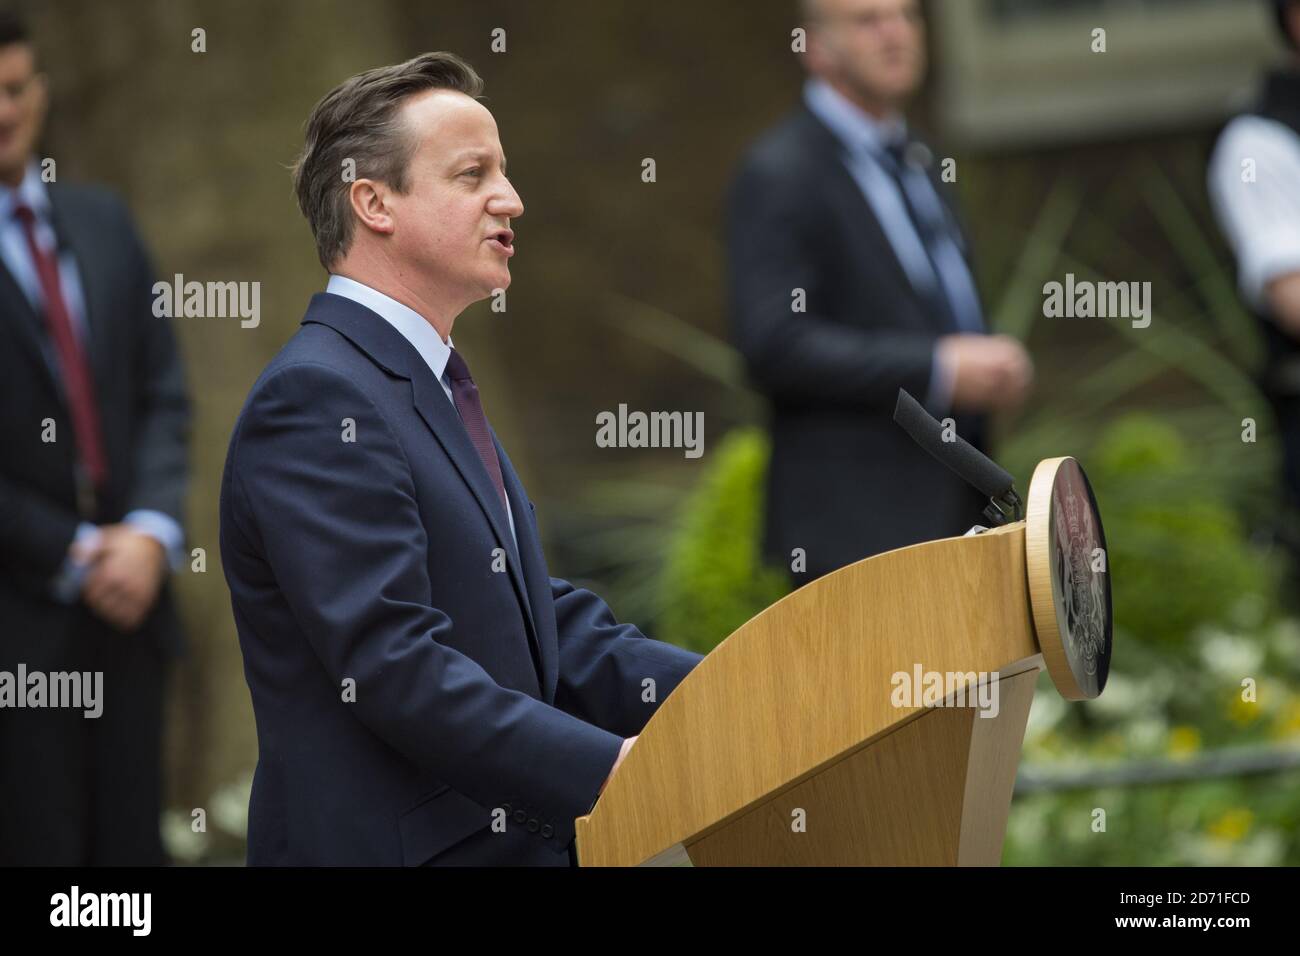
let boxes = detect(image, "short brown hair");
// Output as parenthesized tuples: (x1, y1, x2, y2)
(292, 52, 484, 270)
(0, 11, 32, 50)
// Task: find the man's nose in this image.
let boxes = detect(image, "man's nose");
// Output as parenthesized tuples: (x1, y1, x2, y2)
(492, 180, 524, 218)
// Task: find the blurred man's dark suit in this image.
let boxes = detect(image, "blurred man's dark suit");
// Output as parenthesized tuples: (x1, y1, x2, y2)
(727, 83, 988, 585)
(0, 176, 188, 865)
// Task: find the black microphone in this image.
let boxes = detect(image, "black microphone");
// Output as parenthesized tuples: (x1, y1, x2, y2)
(892, 388, 1022, 525)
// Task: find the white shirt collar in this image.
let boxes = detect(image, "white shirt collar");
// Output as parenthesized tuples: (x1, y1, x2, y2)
(0, 159, 53, 222)
(324, 274, 454, 383)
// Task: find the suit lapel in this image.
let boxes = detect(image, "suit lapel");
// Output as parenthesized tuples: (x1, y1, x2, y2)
(797, 105, 950, 332)
(47, 186, 112, 386)
(303, 294, 543, 675)
(0, 256, 58, 394)
(493, 438, 559, 703)
(0, 186, 115, 393)
(407, 371, 537, 634)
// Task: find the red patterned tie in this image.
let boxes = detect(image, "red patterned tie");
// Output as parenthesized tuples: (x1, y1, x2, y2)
(13, 203, 109, 494)
(444, 346, 508, 517)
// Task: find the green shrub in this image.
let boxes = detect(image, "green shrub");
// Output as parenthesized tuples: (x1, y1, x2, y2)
(656, 427, 789, 653)
(1084, 414, 1276, 648)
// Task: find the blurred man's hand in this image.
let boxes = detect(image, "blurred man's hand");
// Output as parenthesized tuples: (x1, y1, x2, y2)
(937, 333, 1034, 413)
(1267, 273, 1300, 341)
(79, 525, 167, 633)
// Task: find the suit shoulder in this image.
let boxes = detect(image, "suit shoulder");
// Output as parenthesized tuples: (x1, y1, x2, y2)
(727, 110, 830, 220)
(248, 325, 375, 402)
(726, 113, 831, 237)
(49, 180, 135, 225)
(226, 339, 397, 479)
(733, 108, 824, 180)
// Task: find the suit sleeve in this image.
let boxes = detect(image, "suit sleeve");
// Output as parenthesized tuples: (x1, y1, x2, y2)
(726, 154, 939, 409)
(551, 577, 704, 738)
(117, 200, 190, 523)
(0, 475, 80, 581)
(225, 362, 623, 851)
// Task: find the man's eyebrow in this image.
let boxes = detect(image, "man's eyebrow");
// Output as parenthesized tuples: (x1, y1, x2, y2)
(451, 148, 507, 172)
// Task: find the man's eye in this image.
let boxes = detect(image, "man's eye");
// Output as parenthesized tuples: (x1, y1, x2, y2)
(463, 168, 482, 177)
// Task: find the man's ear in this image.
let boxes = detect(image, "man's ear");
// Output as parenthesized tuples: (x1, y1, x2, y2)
(804, 27, 830, 76)
(348, 179, 396, 238)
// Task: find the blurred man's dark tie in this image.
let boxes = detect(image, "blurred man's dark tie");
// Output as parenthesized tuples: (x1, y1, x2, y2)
(13, 203, 108, 505)
(877, 139, 965, 334)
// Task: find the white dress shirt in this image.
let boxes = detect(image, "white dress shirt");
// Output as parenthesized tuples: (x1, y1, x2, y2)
(325, 273, 517, 544)
(1208, 114, 1300, 315)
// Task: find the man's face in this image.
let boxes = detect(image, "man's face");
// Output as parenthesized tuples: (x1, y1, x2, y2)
(385, 89, 522, 307)
(0, 43, 45, 185)
(807, 0, 927, 108)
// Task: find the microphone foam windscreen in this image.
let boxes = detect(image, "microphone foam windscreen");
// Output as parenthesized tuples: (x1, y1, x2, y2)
(893, 389, 1015, 500)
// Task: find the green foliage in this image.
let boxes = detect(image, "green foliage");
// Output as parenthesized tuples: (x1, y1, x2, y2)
(968, 153, 1300, 864)
(1005, 772, 1300, 866)
(1085, 414, 1277, 648)
(596, 153, 1300, 866)
(655, 427, 789, 653)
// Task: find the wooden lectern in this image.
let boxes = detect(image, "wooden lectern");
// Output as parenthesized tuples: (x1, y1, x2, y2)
(574, 456, 1112, 866)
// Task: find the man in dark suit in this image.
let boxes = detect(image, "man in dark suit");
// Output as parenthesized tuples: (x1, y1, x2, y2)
(0, 14, 189, 865)
(219, 52, 704, 866)
(727, 0, 1033, 585)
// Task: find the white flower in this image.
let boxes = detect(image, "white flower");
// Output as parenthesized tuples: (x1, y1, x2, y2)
(1197, 629, 1264, 680)
(1023, 690, 1066, 744)
(210, 770, 254, 839)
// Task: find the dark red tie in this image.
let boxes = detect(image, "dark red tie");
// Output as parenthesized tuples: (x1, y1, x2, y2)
(444, 347, 508, 518)
(13, 203, 109, 493)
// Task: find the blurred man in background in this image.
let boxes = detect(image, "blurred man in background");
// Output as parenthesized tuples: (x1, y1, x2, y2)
(0, 13, 189, 865)
(726, 0, 1032, 585)
(1209, 0, 1300, 587)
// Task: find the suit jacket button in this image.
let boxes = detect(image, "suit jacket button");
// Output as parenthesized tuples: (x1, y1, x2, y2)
(527, 818, 540, 833)
(514, 809, 527, 824)
(541, 824, 553, 838)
